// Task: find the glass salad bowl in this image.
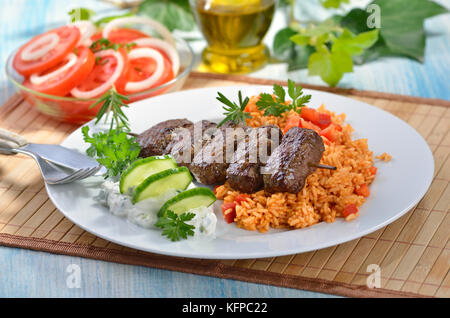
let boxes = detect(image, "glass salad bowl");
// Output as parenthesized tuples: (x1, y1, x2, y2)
(5, 35, 194, 125)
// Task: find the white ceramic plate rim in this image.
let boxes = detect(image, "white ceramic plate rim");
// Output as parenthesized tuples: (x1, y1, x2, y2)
(45, 85, 434, 259)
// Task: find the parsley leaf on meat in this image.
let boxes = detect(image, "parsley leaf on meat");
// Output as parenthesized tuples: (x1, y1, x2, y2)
(154, 210, 196, 241)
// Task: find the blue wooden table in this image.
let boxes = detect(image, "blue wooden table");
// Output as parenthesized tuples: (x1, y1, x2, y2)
(0, 0, 448, 297)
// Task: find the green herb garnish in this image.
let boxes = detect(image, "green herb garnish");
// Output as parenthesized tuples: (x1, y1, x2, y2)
(90, 87, 130, 131)
(90, 38, 136, 53)
(154, 210, 196, 241)
(256, 80, 311, 117)
(82, 126, 141, 179)
(216, 91, 251, 127)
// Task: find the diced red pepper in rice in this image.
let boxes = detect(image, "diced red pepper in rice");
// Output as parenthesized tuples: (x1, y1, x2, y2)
(234, 194, 250, 204)
(355, 183, 370, 198)
(343, 204, 358, 217)
(221, 202, 237, 223)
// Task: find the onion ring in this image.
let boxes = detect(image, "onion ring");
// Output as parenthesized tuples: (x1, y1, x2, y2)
(70, 49, 124, 99)
(124, 47, 165, 93)
(73, 21, 96, 47)
(21, 33, 59, 61)
(102, 16, 175, 46)
(30, 53, 78, 85)
(133, 37, 179, 75)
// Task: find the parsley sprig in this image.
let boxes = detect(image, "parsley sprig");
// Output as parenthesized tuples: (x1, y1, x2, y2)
(154, 211, 196, 242)
(256, 80, 311, 117)
(82, 126, 140, 179)
(90, 87, 130, 131)
(216, 91, 251, 127)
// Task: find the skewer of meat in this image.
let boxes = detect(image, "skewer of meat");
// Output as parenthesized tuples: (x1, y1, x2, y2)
(263, 127, 326, 194)
(189, 122, 247, 184)
(137, 119, 193, 158)
(226, 125, 282, 193)
(166, 120, 217, 167)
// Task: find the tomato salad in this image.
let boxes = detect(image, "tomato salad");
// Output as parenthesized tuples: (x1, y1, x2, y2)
(12, 17, 180, 122)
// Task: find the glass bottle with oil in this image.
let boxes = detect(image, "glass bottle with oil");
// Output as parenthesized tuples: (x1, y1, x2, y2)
(190, 0, 276, 74)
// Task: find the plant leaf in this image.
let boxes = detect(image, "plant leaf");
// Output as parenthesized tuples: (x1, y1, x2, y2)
(273, 27, 315, 71)
(340, 0, 448, 62)
(68, 7, 95, 22)
(308, 50, 353, 86)
(137, 0, 195, 32)
(320, 0, 350, 9)
(332, 28, 379, 56)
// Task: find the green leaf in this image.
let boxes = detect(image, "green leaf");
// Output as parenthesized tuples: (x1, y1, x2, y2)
(82, 127, 141, 179)
(68, 7, 95, 22)
(320, 0, 350, 9)
(339, 8, 371, 34)
(155, 211, 195, 241)
(332, 28, 379, 56)
(256, 80, 310, 116)
(301, 18, 337, 37)
(137, 0, 195, 32)
(273, 27, 315, 71)
(290, 34, 310, 46)
(216, 90, 251, 127)
(340, 0, 448, 62)
(308, 50, 353, 86)
(94, 12, 134, 27)
(273, 84, 286, 103)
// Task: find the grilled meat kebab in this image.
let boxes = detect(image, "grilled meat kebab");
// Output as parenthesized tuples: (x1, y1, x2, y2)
(226, 125, 282, 193)
(137, 119, 193, 158)
(263, 127, 325, 193)
(167, 120, 217, 167)
(189, 122, 247, 184)
(137, 119, 330, 194)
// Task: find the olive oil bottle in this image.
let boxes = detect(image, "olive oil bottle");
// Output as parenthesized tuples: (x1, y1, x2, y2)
(191, 0, 276, 74)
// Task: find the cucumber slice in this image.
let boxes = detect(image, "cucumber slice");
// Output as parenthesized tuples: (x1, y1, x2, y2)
(120, 155, 177, 194)
(158, 187, 217, 217)
(132, 167, 193, 203)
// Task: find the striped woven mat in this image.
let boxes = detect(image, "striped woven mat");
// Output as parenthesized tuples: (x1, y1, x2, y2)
(0, 72, 448, 298)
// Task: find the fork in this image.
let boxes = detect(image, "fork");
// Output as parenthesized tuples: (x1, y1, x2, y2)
(0, 128, 101, 184)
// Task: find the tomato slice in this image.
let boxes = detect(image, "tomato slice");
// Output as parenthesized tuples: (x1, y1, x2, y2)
(13, 26, 80, 76)
(91, 28, 150, 44)
(72, 48, 129, 98)
(23, 46, 95, 96)
(116, 52, 174, 95)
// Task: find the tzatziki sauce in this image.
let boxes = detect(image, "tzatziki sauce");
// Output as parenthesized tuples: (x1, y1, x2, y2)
(97, 181, 217, 239)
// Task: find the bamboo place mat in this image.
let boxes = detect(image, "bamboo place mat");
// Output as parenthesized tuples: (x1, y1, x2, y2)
(0, 72, 449, 298)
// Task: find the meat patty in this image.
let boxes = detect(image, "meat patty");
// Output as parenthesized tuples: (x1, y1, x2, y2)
(167, 120, 217, 167)
(137, 119, 193, 158)
(189, 124, 247, 184)
(263, 127, 325, 193)
(226, 125, 282, 193)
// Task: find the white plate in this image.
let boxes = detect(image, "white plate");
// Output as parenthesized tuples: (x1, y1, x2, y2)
(46, 86, 434, 259)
